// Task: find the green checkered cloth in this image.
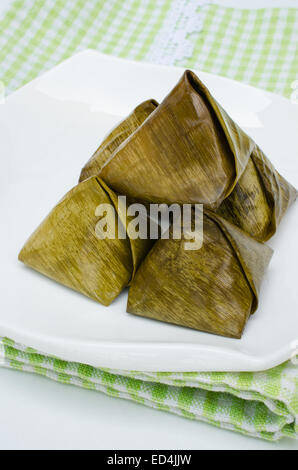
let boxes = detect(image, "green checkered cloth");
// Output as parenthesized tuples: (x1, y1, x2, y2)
(1, 337, 297, 441)
(0, 0, 297, 98)
(1, 0, 298, 441)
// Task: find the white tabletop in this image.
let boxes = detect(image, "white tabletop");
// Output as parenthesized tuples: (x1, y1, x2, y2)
(1, 0, 297, 451)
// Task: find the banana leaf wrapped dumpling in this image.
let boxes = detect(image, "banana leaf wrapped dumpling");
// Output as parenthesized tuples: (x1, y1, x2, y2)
(217, 145, 297, 241)
(100, 71, 241, 208)
(99, 70, 297, 241)
(127, 211, 273, 339)
(79, 99, 158, 183)
(18, 177, 154, 306)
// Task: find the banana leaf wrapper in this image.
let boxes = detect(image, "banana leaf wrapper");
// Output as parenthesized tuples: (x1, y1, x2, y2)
(99, 70, 251, 208)
(18, 177, 154, 306)
(79, 99, 159, 183)
(127, 211, 273, 339)
(216, 145, 297, 241)
(99, 70, 297, 240)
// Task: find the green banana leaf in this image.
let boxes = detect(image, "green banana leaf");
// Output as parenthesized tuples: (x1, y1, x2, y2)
(217, 145, 297, 241)
(19, 177, 154, 306)
(79, 99, 158, 182)
(127, 211, 273, 339)
(99, 70, 297, 241)
(99, 70, 253, 208)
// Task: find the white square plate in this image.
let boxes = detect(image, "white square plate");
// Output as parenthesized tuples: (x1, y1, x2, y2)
(0, 50, 297, 372)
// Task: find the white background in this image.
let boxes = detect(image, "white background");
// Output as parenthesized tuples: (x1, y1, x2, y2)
(1, 0, 298, 451)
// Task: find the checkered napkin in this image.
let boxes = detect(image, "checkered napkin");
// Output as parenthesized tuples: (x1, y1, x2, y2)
(0, 338, 297, 441)
(0, 0, 297, 441)
(0, 0, 297, 98)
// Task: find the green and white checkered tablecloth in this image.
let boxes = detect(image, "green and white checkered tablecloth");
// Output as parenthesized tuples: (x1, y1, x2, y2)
(0, 0, 297, 441)
(0, 0, 297, 97)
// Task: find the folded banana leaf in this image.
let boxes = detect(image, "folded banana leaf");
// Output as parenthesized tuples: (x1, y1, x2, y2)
(216, 145, 297, 241)
(79, 99, 159, 182)
(18, 177, 154, 306)
(99, 70, 251, 208)
(127, 211, 273, 339)
(99, 70, 297, 240)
